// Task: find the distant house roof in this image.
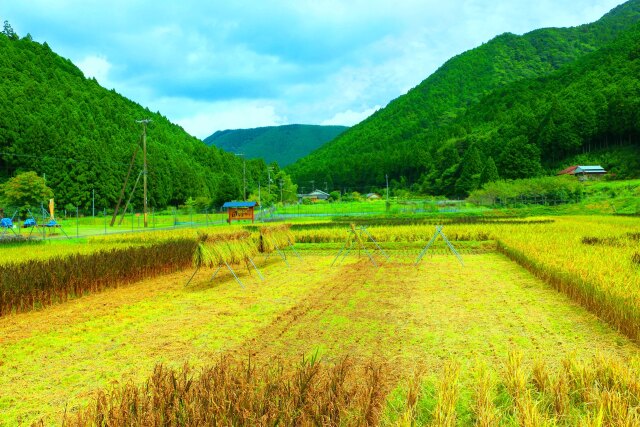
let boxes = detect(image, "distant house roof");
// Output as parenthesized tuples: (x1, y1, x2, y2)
(298, 189, 330, 199)
(557, 165, 579, 175)
(365, 193, 381, 199)
(575, 165, 606, 174)
(222, 201, 257, 208)
(557, 165, 606, 175)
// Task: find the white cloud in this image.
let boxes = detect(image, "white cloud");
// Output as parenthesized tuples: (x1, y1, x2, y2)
(76, 54, 112, 86)
(172, 100, 287, 139)
(3, 0, 628, 134)
(321, 106, 381, 126)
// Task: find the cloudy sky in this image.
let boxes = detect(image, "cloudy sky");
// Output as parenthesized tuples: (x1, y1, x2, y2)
(3, 0, 624, 138)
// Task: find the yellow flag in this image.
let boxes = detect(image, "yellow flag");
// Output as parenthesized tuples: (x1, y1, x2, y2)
(49, 199, 54, 220)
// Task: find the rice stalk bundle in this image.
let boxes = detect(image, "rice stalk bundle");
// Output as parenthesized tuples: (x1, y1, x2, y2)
(197, 230, 250, 245)
(258, 224, 294, 253)
(0, 239, 196, 316)
(195, 230, 258, 267)
(192, 243, 214, 269)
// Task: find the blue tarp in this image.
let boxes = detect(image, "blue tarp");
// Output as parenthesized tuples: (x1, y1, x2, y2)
(0, 218, 13, 228)
(45, 219, 60, 227)
(23, 218, 36, 227)
(222, 201, 257, 208)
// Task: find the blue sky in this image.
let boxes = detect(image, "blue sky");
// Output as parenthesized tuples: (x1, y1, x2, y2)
(3, 0, 624, 138)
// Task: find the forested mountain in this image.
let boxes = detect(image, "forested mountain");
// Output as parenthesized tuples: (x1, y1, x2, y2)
(204, 124, 347, 167)
(287, 0, 640, 196)
(0, 25, 271, 210)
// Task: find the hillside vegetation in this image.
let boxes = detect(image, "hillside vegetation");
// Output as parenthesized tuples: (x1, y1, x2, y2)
(0, 26, 269, 210)
(287, 0, 640, 196)
(204, 124, 347, 167)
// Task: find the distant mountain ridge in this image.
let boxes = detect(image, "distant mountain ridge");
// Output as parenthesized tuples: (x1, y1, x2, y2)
(286, 0, 640, 195)
(204, 124, 347, 167)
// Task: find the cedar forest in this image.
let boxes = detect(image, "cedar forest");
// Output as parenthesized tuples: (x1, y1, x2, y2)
(0, 21, 296, 211)
(287, 0, 640, 197)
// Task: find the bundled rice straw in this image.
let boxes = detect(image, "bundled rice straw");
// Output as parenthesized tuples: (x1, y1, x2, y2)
(192, 230, 258, 268)
(258, 224, 295, 253)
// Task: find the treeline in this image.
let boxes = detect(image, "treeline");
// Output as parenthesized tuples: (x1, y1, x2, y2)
(287, 0, 640, 197)
(0, 23, 277, 210)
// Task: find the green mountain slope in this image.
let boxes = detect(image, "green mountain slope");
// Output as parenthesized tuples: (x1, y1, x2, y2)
(286, 0, 640, 194)
(204, 124, 347, 167)
(425, 22, 640, 196)
(0, 28, 263, 209)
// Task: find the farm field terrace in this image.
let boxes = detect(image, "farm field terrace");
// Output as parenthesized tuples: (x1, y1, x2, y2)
(1, 243, 639, 425)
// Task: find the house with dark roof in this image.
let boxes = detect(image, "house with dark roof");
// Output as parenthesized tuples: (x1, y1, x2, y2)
(297, 189, 330, 203)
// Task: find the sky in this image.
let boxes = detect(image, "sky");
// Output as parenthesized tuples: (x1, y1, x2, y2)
(2, 0, 625, 139)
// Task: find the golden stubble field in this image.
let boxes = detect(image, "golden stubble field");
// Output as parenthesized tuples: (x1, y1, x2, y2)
(0, 249, 637, 425)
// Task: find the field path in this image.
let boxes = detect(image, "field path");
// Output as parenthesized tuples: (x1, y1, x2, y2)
(230, 253, 638, 374)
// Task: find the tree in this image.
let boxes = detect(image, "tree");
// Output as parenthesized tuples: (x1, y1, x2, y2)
(498, 136, 541, 179)
(274, 171, 298, 204)
(2, 171, 53, 213)
(479, 156, 499, 186)
(455, 145, 482, 196)
(2, 20, 18, 40)
(214, 173, 241, 208)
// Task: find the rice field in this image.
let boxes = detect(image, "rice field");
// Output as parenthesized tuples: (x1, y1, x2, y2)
(1, 215, 639, 425)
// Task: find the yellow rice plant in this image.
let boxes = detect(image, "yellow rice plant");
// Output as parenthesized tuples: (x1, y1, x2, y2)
(0, 241, 146, 266)
(494, 216, 640, 342)
(393, 371, 423, 426)
(292, 224, 494, 244)
(431, 360, 460, 427)
(89, 226, 247, 245)
(472, 363, 501, 427)
(58, 351, 640, 426)
(258, 224, 295, 253)
(64, 356, 391, 427)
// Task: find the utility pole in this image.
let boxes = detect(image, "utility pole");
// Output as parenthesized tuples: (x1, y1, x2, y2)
(324, 181, 328, 192)
(92, 188, 95, 219)
(279, 179, 284, 204)
(386, 174, 389, 202)
(235, 153, 245, 201)
(258, 180, 261, 207)
(111, 142, 140, 227)
(136, 119, 151, 228)
(310, 180, 315, 192)
(267, 167, 273, 198)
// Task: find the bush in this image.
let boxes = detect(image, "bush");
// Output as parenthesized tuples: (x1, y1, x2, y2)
(468, 176, 582, 205)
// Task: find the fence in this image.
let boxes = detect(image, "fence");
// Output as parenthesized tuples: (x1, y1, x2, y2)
(264, 199, 473, 219)
(0, 206, 229, 240)
(473, 194, 583, 208)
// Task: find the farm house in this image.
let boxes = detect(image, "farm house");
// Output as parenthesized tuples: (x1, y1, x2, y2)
(297, 189, 330, 202)
(557, 165, 607, 180)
